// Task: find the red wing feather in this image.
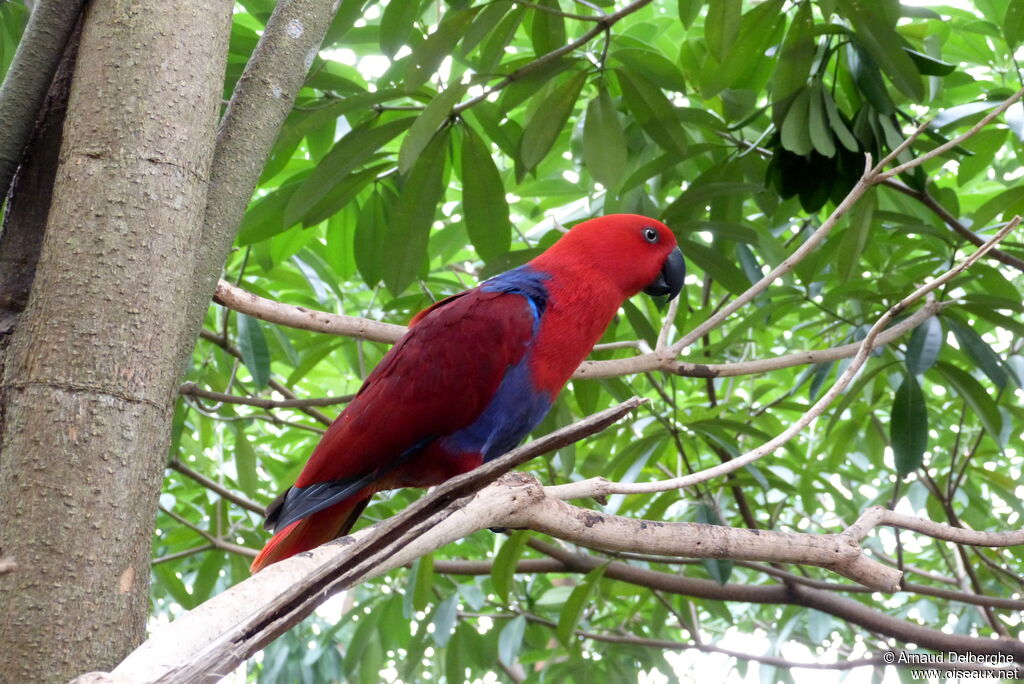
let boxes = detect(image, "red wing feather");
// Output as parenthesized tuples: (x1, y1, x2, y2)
(294, 289, 536, 489)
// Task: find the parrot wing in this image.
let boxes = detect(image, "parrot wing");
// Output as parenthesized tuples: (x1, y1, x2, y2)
(263, 286, 540, 534)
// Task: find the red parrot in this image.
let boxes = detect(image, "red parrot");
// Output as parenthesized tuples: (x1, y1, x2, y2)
(250, 214, 685, 572)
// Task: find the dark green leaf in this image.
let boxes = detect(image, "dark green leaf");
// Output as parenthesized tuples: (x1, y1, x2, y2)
(380, 0, 421, 58)
(583, 86, 628, 188)
(1004, 1, 1024, 49)
(837, 186, 875, 281)
(705, 0, 741, 63)
(497, 615, 526, 667)
(945, 317, 1008, 389)
(461, 125, 511, 261)
(406, 7, 480, 91)
(616, 68, 690, 157)
(556, 564, 607, 646)
(839, 0, 924, 101)
(904, 49, 956, 76)
(285, 116, 414, 227)
(935, 362, 1003, 445)
(529, 0, 566, 56)
(354, 190, 390, 287)
(518, 70, 587, 174)
(890, 372, 928, 477)
(780, 87, 814, 155)
(383, 128, 450, 295)
(492, 531, 530, 603)
(771, 0, 815, 125)
(399, 81, 468, 174)
(237, 313, 271, 389)
(905, 316, 943, 376)
(232, 423, 259, 497)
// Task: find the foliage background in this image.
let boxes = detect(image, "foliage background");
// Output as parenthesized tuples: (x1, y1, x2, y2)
(3, 0, 1021, 680)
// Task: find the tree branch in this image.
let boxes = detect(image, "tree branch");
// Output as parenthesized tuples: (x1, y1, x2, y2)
(167, 459, 265, 516)
(213, 279, 945, 380)
(101, 399, 646, 682)
(0, 0, 85, 200)
(179, 381, 354, 410)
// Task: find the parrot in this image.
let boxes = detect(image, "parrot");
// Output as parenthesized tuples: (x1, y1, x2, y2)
(250, 213, 685, 572)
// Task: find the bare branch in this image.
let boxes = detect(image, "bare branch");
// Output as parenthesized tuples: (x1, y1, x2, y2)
(214, 280, 405, 344)
(878, 87, 1024, 181)
(502, 493, 901, 591)
(213, 279, 944, 380)
(167, 459, 265, 516)
(847, 507, 1024, 548)
(179, 381, 354, 409)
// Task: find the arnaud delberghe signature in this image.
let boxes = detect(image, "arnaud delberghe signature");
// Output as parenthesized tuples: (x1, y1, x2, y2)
(895, 652, 1016, 665)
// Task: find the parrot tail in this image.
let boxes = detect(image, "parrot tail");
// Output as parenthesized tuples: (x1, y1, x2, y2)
(249, 498, 369, 573)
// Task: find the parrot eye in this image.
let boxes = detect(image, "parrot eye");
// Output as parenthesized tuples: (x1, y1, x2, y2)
(642, 227, 659, 243)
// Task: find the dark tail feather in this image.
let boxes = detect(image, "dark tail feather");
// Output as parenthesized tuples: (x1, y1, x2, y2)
(250, 498, 369, 573)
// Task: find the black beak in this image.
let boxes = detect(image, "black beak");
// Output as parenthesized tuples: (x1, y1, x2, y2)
(643, 247, 685, 300)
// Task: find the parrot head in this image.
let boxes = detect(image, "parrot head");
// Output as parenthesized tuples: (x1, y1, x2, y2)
(534, 214, 685, 301)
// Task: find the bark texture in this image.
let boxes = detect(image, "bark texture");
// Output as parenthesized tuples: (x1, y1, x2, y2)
(0, 0, 86, 200)
(0, 1, 232, 681)
(0, 22, 79, 343)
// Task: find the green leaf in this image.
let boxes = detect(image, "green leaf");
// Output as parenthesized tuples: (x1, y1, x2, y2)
(622, 300, 658, 348)
(695, 504, 733, 584)
(616, 68, 689, 156)
(837, 186, 875, 281)
(677, 239, 750, 296)
(431, 594, 458, 647)
(904, 49, 955, 76)
(529, 0, 566, 56)
(461, 124, 512, 261)
(704, 0, 741, 63)
(583, 86, 628, 189)
(890, 372, 928, 477)
(934, 361, 1003, 445)
(610, 48, 687, 92)
(380, 0, 421, 58)
(497, 615, 526, 667)
(518, 70, 587, 174)
(822, 86, 859, 152)
(383, 128, 450, 295)
(285, 116, 414, 227)
(808, 83, 836, 158)
(701, 0, 785, 96)
(232, 423, 259, 497)
(839, 0, 923, 101)
(406, 7, 480, 91)
(399, 81, 468, 175)
(771, 0, 815, 125)
(412, 555, 434, 611)
(1004, 1, 1024, 49)
(780, 87, 813, 155)
(237, 313, 271, 389)
(905, 316, 943, 376)
(354, 189, 390, 287)
(556, 564, 607, 646)
(491, 530, 530, 603)
(677, 0, 703, 29)
(945, 317, 1007, 389)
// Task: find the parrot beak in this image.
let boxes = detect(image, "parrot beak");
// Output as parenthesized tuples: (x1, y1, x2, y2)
(643, 247, 685, 300)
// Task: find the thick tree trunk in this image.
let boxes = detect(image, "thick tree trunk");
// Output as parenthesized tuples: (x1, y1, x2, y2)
(0, 2, 232, 681)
